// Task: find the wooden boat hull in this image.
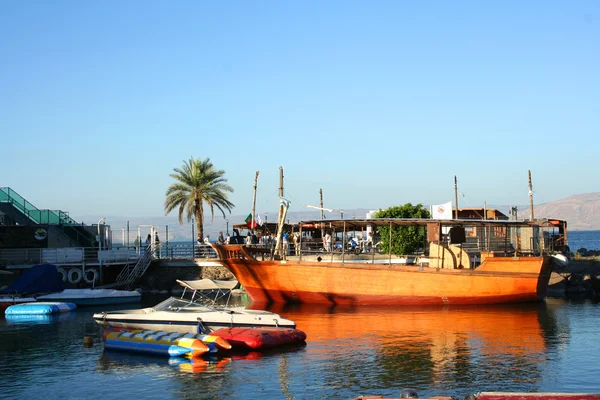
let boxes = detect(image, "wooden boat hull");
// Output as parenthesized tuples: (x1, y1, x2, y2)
(214, 245, 553, 306)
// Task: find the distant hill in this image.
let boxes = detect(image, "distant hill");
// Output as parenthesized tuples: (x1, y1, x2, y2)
(75, 194, 600, 242)
(514, 193, 600, 231)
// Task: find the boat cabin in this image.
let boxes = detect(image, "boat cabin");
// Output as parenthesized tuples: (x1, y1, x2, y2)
(270, 217, 569, 270)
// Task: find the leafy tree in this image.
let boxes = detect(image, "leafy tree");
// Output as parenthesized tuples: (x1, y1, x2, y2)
(164, 157, 234, 241)
(374, 203, 430, 255)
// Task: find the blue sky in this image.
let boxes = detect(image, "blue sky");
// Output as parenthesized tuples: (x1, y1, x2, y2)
(1, 1, 598, 222)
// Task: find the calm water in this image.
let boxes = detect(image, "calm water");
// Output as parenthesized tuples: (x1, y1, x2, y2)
(568, 230, 600, 251)
(2, 230, 599, 400)
(2, 297, 600, 400)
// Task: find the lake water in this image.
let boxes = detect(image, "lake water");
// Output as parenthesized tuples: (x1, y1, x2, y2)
(2, 230, 600, 400)
(568, 230, 600, 251)
(2, 296, 600, 400)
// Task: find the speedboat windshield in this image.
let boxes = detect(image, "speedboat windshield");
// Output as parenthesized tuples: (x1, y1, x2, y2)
(152, 296, 215, 313)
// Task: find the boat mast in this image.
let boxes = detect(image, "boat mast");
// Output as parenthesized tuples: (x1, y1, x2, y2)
(454, 176, 459, 219)
(274, 167, 286, 257)
(319, 188, 325, 220)
(251, 171, 259, 234)
(319, 188, 325, 239)
(528, 170, 534, 221)
(484, 200, 489, 253)
(279, 166, 284, 218)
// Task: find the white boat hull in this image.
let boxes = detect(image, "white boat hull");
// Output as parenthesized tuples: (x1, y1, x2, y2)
(93, 305, 296, 334)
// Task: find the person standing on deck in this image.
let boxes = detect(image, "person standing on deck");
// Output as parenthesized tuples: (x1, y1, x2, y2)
(225, 233, 231, 244)
(288, 232, 296, 255)
(366, 231, 374, 252)
(293, 232, 300, 255)
(283, 231, 290, 255)
(153, 232, 160, 258)
(203, 234, 211, 257)
(217, 232, 225, 244)
(324, 231, 332, 253)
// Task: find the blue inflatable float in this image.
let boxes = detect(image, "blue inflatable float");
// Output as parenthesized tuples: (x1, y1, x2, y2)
(5, 302, 77, 315)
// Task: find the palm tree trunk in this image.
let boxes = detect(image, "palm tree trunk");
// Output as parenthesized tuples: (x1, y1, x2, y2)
(195, 200, 204, 241)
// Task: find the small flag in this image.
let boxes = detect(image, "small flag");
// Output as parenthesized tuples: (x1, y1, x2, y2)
(431, 201, 453, 219)
(245, 213, 259, 229)
(256, 214, 263, 227)
(280, 198, 291, 208)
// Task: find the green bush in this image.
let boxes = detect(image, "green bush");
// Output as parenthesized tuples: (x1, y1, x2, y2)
(374, 203, 430, 255)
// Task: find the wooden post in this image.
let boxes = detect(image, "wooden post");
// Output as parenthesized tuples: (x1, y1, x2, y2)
(388, 221, 392, 265)
(341, 221, 346, 264)
(298, 223, 303, 262)
(528, 170, 534, 221)
(278, 166, 284, 223)
(319, 188, 325, 242)
(274, 167, 285, 256)
(454, 176, 459, 219)
(251, 171, 259, 234)
(483, 201, 487, 251)
(319, 189, 325, 220)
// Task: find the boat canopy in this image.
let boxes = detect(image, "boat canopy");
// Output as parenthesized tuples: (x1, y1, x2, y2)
(176, 279, 239, 307)
(176, 279, 239, 291)
(298, 218, 567, 230)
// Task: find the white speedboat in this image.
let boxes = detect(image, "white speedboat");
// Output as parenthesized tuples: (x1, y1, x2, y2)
(92, 280, 296, 334)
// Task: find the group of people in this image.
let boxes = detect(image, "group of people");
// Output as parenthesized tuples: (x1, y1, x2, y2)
(197, 232, 231, 246)
(145, 232, 160, 246)
(322, 231, 374, 253)
(145, 232, 161, 256)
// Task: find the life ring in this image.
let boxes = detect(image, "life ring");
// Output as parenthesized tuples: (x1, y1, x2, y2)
(83, 268, 98, 284)
(57, 267, 68, 283)
(68, 268, 83, 284)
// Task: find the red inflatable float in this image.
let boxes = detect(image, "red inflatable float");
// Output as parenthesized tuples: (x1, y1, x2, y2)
(210, 327, 307, 350)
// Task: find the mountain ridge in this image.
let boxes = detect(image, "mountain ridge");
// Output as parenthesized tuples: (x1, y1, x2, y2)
(75, 193, 600, 241)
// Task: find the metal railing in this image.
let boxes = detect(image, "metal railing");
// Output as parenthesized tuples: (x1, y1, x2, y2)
(0, 247, 101, 267)
(0, 187, 79, 225)
(105, 247, 153, 290)
(0, 243, 220, 268)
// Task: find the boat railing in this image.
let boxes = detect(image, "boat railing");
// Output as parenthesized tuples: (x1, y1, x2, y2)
(213, 220, 569, 268)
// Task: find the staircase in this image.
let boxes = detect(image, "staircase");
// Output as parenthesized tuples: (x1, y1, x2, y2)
(54, 225, 96, 247)
(1, 187, 95, 247)
(99, 246, 154, 290)
(0, 187, 72, 225)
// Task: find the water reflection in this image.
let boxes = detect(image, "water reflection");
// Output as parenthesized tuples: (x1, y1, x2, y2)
(254, 302, 565, 393)
(4, 311, 76, 325)
(96, 343, 307, 373)
(98, 351, 232, 374)
(0, 297, 585, 399)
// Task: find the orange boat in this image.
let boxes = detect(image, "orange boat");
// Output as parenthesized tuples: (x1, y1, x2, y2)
(213, 218, 568, 306)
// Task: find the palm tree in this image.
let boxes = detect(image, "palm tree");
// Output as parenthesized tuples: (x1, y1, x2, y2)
(164, 157, 234, 242)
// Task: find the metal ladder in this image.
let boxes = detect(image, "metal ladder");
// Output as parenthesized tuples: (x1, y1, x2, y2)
(99, 246, 153, 290)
